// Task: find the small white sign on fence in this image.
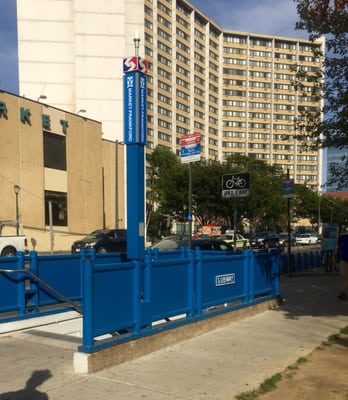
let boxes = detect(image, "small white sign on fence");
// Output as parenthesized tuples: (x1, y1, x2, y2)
(215, 273, 235, 286)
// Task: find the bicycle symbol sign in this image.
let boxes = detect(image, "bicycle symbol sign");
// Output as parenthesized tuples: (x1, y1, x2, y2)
(222, 173, 250, 198)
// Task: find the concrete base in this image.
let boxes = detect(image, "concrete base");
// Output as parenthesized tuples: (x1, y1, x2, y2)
(74, 299, 279, 373)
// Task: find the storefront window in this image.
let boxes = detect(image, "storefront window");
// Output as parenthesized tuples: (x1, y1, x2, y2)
(45, 190, 68, 226)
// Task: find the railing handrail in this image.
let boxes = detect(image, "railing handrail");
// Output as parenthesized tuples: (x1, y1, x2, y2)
(0, 268, 82, 314)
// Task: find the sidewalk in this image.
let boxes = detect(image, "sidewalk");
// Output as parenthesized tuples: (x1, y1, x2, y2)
(0, 268, 347, 400)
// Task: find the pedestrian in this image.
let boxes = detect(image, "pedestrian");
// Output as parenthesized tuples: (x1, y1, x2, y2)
(337, 232, 348, 300)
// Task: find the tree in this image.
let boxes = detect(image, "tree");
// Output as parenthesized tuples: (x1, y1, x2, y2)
(147, 149, 290, 235)
(294, 0, 348, 189)
(146, 146, 187, 236)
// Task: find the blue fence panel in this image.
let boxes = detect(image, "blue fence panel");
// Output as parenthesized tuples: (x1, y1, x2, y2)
(196, 251, 247, 314)
(2, 248, 282, 354)
(82, 259, 141, 352)
(143, 255, 194, 323)
(0, 256, 25, 314)
(93, 261, 139, 337)
(31, 252, 82, 307)
(253, 250, 278, 298)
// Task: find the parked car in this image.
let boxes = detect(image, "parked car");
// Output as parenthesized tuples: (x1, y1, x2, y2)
(217, 233, 250, 249)
(295, 233, 319, 245)
(250, 231, 280, 249)
(0, 220, 28, 256)
(278, 232, 297, 248)
(151, 237, 233, 252)
(71, 229, 127, 253)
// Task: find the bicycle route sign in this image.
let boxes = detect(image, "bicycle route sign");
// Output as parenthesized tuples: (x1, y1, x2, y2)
(222, 173, 250, 198)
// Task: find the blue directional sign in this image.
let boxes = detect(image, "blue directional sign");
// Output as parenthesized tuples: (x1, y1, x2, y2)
(124, 71, 147, 145)
(138, 74, 147, 144)
(282, 179, 295, 199)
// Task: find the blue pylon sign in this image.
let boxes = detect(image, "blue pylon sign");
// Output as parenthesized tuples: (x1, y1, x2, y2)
(123, 55, 147, 259)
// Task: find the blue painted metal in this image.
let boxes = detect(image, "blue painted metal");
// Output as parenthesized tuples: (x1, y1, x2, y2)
(79, 248, 281, 353)
(126, 144, 145, 260)
(1, 247, 323, 354)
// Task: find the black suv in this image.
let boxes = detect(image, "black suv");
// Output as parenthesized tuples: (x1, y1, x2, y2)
(71, 229, 127, 254)
(250, 231, 280, 249)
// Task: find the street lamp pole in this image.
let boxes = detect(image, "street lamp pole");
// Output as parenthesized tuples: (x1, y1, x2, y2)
(13, 184, 20, 236)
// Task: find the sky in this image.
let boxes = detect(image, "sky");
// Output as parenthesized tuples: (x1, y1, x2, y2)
(0, 0, 308, 95)
(189, 0, 308, 39)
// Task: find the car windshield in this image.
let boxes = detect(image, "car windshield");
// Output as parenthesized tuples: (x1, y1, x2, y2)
(84, 230, 108, 240)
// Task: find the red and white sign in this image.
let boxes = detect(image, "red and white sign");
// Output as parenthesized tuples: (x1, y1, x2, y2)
(180, 132, 201, 147)
(180, 132, 201, 163)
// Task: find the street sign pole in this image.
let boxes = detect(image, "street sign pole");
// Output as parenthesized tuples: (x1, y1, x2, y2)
(180, 132, 201, 248)
(233, 198, 237, 250)
(188, 162, 192, 248)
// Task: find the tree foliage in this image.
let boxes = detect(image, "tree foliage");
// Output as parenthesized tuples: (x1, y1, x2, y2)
(147, 148, 291, 235)
(146, 147, 348, 237)
(294, 0, 348, 189)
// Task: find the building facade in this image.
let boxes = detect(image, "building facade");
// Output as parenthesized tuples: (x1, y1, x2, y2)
(17, 0, 323, 189)
(0, 91, 125, 242)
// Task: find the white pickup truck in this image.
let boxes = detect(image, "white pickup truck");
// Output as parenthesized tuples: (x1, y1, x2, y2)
(0, 221, 28, 256)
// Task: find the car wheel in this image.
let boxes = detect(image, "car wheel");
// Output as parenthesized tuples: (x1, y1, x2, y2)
(97, 247, 107, 253)
(2, 247, 17, 257)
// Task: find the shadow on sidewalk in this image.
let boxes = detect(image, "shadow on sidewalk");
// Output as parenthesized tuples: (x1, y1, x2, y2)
(275, 268, 348, 320)
(0, 369, 52, 400)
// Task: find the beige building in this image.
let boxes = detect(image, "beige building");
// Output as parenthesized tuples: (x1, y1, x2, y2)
(0, 91, 125, 251)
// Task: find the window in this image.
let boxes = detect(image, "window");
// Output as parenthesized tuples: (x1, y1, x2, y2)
(43, 132, 66, 170)
(45, 190, 67, 226)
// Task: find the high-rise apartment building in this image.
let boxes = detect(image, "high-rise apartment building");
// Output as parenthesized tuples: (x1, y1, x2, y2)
(17, 0, 324, 188)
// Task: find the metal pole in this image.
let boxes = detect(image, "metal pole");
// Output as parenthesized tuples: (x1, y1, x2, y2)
(102, 167, 105, 229)
(287, 169, 292, 277)
(49, 201, 54, 254)
(188, 162, 192, 248)
(13, 184, 20, 236)
(115, 140, 119, 228)
(15, 193, 19, 235)
(233, 199, 237, 250)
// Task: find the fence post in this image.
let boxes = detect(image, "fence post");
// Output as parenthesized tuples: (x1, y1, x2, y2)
(195, 248, 202, 316)
(271, 250, 280, 297)
(17, 251, 26, 316)
(245, 251, 253, 303)
(187, 249, 195, 318)
(82, 256, 94, 352)
(143, 250, 151, 303)
(27, 250, 39, 313)
(133, 260, 141, 334)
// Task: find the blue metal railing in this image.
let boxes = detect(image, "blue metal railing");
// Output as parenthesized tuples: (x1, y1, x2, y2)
(0, 247, 323, 353)
(80, 248, 280, 353)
